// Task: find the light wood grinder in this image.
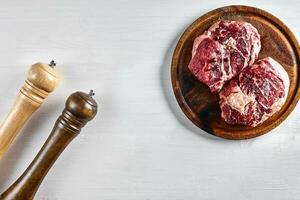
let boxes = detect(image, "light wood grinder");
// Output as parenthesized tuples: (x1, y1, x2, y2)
(0, 61, 60, 159)
(0, 90, 98, 200)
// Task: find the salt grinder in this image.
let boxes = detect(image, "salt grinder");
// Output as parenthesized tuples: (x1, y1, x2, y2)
(0, 61, 59, 159)
(0, 90, 97, 200)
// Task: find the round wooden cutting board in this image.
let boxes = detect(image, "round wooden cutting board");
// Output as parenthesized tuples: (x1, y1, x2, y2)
(171, 5, 300, 140)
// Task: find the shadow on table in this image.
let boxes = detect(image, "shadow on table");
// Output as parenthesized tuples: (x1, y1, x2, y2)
(0, 100, 61, 192)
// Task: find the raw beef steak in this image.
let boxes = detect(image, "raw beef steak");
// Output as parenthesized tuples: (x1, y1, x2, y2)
(188, 20, 261, 92)
(219, 57, 289, 127)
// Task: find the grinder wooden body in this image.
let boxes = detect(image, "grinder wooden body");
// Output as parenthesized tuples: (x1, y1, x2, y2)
(0, 91, 97, 200)
(0, 62, 59, 159)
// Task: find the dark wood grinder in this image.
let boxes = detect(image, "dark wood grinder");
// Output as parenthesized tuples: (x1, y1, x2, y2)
(0, 90, 97, 200)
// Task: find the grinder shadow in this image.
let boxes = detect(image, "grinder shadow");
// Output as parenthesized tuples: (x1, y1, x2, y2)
(0, 99, 61, 191)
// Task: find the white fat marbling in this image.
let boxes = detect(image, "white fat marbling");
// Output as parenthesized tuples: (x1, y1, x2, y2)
(226, 87, 255, 114)
(267, 57, 290, 96)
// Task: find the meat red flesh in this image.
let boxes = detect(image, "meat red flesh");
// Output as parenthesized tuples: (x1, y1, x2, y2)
(188, 20, 261, 92)
(219, 57, 289, 127)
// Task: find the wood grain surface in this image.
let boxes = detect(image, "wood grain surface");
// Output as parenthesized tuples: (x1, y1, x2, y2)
(0, 63, 59, 159)
(0, 91, 97, 200)
(171, 5, 300, 140)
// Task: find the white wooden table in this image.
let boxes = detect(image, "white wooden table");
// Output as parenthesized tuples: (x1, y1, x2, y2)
(0, 0, 299, 199)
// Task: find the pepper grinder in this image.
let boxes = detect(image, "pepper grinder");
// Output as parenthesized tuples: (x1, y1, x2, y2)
(0, 90, 98, 200)
(0, 61, 60, 159)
